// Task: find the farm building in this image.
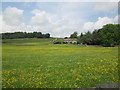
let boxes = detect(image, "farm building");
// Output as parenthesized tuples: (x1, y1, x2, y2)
(63, 38, 77, 44)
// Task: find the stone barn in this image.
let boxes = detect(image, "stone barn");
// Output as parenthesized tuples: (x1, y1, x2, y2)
(63, 38, 77, 44)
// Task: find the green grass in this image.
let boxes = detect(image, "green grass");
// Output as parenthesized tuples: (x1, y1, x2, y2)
(2, 38, 119, 88)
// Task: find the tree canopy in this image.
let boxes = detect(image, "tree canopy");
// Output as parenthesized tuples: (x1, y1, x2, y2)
(70, 32, 78, 38)
(77, 24, 120, 46)
(2, 32, 50, 39)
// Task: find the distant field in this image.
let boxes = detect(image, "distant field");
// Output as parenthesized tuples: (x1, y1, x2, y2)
(2, 38, 119, 88)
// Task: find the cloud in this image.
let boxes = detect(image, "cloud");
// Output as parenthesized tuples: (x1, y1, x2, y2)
(49, 19, 78, 37)
(83, 16, 118, 32)
(30, 10, 49, 25)
(3, 7, 24, 26)
(30, 9, 58, 25)
(59, 3, 88, 22)
(83, 22, 94, 32)
(0, 13, 13, 33)
(0, 13, 3, 31)
(94, 2, 118, 12)
(114, 15, 120, 23)
(29, 9, 79, 37)
(1, 7, 77, 37)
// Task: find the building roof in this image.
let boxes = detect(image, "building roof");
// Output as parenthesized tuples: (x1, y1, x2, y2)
(64, 38, 77, 41)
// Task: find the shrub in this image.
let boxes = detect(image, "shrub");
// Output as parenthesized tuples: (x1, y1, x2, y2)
(53, 42, 62, 44)
(63, 42, 68, 44)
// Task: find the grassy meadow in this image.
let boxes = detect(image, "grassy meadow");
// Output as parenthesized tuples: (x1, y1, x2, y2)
(2, 38, 119, 88)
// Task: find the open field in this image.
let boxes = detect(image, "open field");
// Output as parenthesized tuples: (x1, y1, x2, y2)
(2, 38, 119, 88)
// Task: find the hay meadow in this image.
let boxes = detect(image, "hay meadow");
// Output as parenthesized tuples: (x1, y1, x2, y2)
(2, 38, 119, 88)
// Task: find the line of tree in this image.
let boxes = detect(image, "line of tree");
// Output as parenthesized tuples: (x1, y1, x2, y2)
(1, 32, 50, 39)
(70, 24, 120, 47)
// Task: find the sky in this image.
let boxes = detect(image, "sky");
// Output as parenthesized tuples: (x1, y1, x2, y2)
(0, 2, 119, 37)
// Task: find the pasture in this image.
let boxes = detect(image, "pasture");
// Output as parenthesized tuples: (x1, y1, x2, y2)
(2, 38, 119, 88)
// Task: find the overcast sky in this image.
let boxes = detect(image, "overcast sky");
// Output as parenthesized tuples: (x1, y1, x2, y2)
(0, 2, 119, 37)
